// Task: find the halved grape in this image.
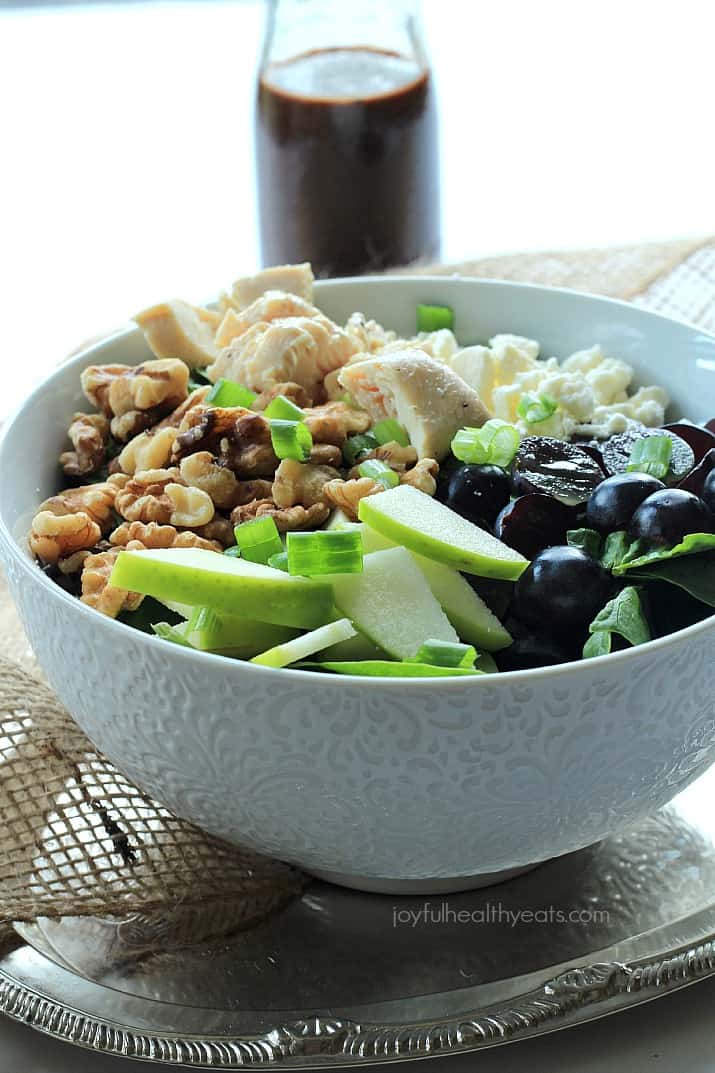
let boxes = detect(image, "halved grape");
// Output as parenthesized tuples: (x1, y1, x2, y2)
(572, 439, 608, 475)
(495, 493, 577, 558)
(512, 436, 604, 505)
(663, 422, 715, 464)
(602, 427, 694, 484)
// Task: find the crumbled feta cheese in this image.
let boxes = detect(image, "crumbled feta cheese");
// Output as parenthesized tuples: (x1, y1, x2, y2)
(447, 333, 669, 441)
(414, 328, 461, 362)
(489, 334, 541, 362)
(561, 344, 608, 375)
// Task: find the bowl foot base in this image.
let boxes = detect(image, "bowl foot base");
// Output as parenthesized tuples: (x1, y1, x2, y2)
(308, 862, 543, 895)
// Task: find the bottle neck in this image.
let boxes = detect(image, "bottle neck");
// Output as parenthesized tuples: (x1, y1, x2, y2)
(261, 0, 425, 70)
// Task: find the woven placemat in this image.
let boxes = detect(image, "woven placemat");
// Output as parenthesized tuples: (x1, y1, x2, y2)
(1, 236, 713, 943)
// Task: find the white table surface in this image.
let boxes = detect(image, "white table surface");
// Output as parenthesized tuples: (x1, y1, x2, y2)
(1, 0, 714, 1068)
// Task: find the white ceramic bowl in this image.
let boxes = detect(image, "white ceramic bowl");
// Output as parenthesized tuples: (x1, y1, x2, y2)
(1, 278, 714, 894)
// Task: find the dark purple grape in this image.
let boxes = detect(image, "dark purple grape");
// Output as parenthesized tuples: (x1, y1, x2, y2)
(445, 464, 511, 527)
(435, 454, 463, 504)
(495, 493, 577, 558)
(602, 427, 694, 484)
(678, 448, 715, 497)
(585, 472, 666, 534)
(702, 469, 715, 513)
(512, 437, 605, 505)
(663, 422, 715, 464)
(512, 546, 615, 630)
(629, 489, 713, 546)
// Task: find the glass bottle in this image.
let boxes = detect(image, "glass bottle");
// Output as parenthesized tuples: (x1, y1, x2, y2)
(255, 0, 440, 277)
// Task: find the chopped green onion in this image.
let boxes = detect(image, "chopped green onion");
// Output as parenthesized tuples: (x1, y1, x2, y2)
(451, 419, 520, 467)
(234, 516, 283, 565)
(358, 459, 399, 489)
(417, 303, 454, 333)
(516, 393, 558, 424)
(251, 619, 357, 668)
(224, 545, 241, 558)
(270, 419, 313, 461)
(263, 394, 305, 421)
(412, 639, 477, 669)
(626, 435, 673, 479)
(303, 660, 480, 678)
(287, 530, 363, 576)
(152, 622, 195, 648)
(268, 550, 289, 572)
(343, 432, 378, 467)
(206, 378, 257, 408)
(371, 418, 410, 447)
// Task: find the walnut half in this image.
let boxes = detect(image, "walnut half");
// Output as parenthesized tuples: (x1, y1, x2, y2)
(81, 359, 189, 419)
(322, 477, 383, 521)
(272, 459, 341, 508)
(30, 511, 102, 564)
(37, 482, 117, 532)
(60, 412, 109, 477)
(110, 521, 222, 553)
(81, 548, 143, 618)
(112, 469, 215, 527)
(230, 500, 330, 531)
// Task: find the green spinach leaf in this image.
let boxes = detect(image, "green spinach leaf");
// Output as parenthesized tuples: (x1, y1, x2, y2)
(567, 528, 603, 559)
(583, 586, 651, 659)
(601, 531, 633, 570)
(614, 531, 715, 574)
(624, 553, 715, 608)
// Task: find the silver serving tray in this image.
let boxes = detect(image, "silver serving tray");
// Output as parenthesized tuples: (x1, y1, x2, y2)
(3, 765, 715, 1068)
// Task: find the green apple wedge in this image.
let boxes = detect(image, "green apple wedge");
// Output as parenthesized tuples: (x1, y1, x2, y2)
(111, 548, 333, 630)
(358, 485, 528, 580)
(328, 546, 459, 660)
(330, 519, 512, 652)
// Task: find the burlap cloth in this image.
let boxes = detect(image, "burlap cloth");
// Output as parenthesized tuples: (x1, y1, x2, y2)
(2, 236, 714, 949)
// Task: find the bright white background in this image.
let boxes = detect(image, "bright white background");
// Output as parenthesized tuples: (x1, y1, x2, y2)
(1, 0, 714, 418)
(0, 1, 714, 1067)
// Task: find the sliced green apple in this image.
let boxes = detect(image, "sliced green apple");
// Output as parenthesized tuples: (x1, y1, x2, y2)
(414, 555, 512, 651)
(328, 546, 458, 660)
(358, 485, 528, 580)
(111, 548, 333, 629)
(330, 519, 512, 651)
(251, 618, 356, 668)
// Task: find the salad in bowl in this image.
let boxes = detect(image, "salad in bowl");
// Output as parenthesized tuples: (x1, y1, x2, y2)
(1, 269, 714, 888)
(28, 262, 715, 678)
